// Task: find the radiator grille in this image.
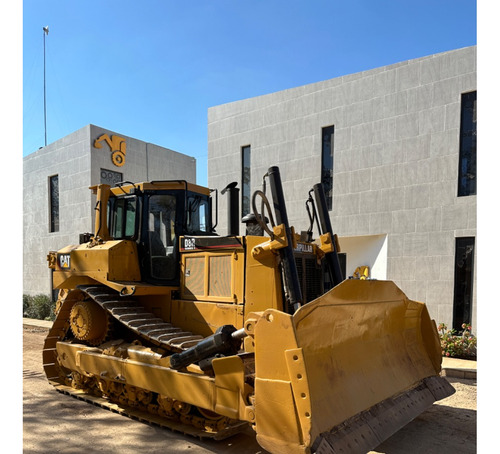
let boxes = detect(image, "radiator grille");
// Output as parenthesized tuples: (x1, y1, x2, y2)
(295, 254, 324, 303)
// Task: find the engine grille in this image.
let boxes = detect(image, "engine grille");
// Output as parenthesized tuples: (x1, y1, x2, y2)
(294, 254, 324, 303)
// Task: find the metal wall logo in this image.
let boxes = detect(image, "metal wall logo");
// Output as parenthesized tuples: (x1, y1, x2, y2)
(94, 134, 127, 167)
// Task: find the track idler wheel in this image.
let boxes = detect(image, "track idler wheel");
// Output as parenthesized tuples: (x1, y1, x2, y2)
(69, 299, 110, 346)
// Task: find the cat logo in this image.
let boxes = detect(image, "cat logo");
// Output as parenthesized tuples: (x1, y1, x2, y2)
(58, 253, 71, 269)
(94, 134, 126, 167)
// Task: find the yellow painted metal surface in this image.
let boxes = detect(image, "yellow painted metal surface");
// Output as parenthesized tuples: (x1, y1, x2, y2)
(317, 232, 334, 254)
(52, 240, 141, 286)
(136, 293, 173, 322)
(353, 265, 370, 279)
(183, 255, 206, 297)
(293, 280, 440, 441)
(93, 184, 111, 240)
(209, 255, 232, 297)
(104, 180, 210, 197)
(250, 309, 306, 454)
(180, 250, 244, 304)
(170, 299, 244, 337)
(56, 341, 251, 421)
(244, 236, 283, 315)
(49, 240, 183, 297)
(212, 355, 252, 420)
(248, 279, 443, 454)
(250, 224, 288, 259)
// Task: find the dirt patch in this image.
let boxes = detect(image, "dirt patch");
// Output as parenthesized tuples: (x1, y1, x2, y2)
(368, 377, 476, 454)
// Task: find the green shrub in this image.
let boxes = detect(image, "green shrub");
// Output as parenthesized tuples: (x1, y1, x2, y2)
(438, 323, 477, 360)
(23, 294, 56, 321)
(23, 294, 31, 314)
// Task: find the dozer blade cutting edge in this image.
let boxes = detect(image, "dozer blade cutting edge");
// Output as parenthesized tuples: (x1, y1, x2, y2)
(250, 279, 454, 454)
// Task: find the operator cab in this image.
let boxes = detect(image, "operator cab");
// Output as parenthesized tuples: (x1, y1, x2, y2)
(106, 181, 213, 285)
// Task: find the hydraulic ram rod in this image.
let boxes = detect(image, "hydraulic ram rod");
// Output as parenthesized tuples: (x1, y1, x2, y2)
(268, 166, 304, 313)
(313, 183, 344, 286)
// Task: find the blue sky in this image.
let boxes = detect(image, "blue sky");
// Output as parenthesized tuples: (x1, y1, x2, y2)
(22, 1, 477, 187)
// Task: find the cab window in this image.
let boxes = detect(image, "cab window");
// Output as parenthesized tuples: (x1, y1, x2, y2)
(186, 195, 210, 234)
(108, 196, 138, 239)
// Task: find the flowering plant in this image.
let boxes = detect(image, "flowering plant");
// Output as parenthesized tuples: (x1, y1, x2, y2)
(437, 323, 476, 360)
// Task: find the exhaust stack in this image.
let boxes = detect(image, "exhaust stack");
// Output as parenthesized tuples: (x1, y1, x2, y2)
(221, 182, 240, 236)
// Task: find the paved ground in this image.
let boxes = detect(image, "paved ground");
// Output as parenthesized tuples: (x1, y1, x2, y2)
(23, 323, 477, 453)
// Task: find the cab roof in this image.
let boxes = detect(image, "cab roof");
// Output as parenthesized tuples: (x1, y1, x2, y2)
(90, 180, 211, 196)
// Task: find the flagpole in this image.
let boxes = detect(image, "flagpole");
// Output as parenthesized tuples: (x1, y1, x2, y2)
(43, 26, 49, 146)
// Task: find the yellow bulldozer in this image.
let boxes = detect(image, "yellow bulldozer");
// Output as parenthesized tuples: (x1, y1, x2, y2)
(44, 166, 454, 453)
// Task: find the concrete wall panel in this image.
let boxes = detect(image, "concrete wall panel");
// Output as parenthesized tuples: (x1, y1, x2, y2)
(207, 46, 477, 329)
(24, 125, 196, 297)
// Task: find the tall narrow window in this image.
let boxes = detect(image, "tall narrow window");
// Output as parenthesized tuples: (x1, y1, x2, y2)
(458, 91, 477, 196)
(453, 237, 475, 331)
(241, 145, 251, 217)
(321, 126, 335, 210)
(49, 175, 59, 232)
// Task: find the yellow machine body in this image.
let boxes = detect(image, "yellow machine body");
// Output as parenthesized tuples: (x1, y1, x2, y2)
(44, 174, 453, 454)
(249, 279, 444, 453)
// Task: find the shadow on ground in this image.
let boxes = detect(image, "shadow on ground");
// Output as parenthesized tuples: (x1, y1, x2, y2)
(23, 383, 265, 454)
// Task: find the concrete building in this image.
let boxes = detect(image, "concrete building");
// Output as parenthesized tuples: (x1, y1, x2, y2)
(23, 124, 196, 296)
(207, 46, 477, 332)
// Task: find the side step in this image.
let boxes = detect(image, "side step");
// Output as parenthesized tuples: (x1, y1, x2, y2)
(312, 376, 455, 454)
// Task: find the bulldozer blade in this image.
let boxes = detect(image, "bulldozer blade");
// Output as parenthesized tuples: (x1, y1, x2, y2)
(312, 375, 455, 454)
(252, 279, 454, 454)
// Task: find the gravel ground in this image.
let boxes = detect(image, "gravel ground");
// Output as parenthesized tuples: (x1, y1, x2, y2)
(23, 326, 476, 453)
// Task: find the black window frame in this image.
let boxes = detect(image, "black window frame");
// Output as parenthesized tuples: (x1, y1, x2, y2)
(107, 194, 140, 241)
(241, 145, 251, 217)
(186, 193, 211, 235)
(321, 125, 335, 211)
(49, 174, 59, 233)
(458, 91, 477, 197)
(452, 237, 475, 331)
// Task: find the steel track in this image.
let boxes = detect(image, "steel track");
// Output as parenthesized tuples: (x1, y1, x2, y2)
(42, 286, 248, 441)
